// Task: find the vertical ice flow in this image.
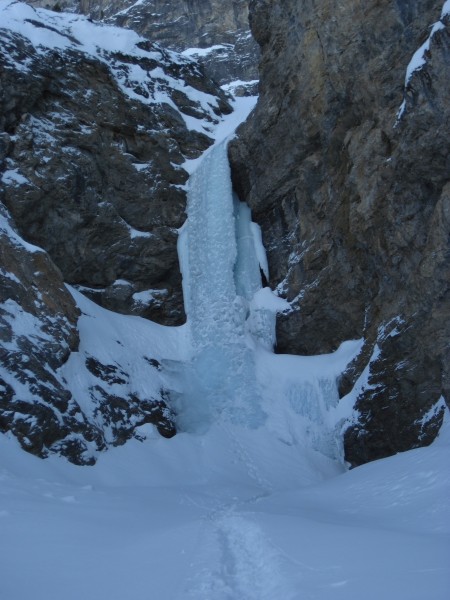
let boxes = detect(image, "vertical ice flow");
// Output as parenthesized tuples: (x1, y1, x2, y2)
(233, 198, 261, 301)
(176, 137, 352, 459)
(177, 141, 267, 431)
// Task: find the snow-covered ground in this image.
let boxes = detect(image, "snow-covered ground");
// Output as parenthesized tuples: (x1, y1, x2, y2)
(1, 414, 449, 600)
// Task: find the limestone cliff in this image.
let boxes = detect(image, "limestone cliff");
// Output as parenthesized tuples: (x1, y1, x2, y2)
(230, 0, 449, 465)
(2, 0, 449, 468)
(0, 201, 178, 464)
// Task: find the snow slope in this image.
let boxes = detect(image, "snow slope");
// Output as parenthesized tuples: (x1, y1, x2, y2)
(0, 413, 449, 600)
(0, 0, 227, 135)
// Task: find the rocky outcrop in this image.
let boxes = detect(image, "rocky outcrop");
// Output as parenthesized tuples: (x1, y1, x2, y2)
(0, 204, 84, 459)
(230, 0, 449, 465)
(31, 0, 259, 88)
(0, 203, 176, 464)
(0, 1, 230, 462)
(108, 0, 259, 86)
(1, 2, 232, 324)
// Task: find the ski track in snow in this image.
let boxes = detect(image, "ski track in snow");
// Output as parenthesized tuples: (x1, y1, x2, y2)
(186, 511, 300, 600)
(179, 442, 298, 600)
(181, 434, 292, 599)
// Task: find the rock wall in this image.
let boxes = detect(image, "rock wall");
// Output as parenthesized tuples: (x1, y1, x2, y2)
(0, 2, 229, 462)
(0, 202, 178, 464)
(1, 5, 231, 324)
(230, 0, 450, 466)
(108, 0, 259, 86)
(29, 0, 260, 87)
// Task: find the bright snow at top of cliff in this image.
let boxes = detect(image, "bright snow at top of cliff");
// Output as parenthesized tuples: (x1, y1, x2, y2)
(0, 0, 227, 135)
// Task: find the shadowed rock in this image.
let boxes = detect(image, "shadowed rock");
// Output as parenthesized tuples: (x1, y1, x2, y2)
(230, 0, 450, 466)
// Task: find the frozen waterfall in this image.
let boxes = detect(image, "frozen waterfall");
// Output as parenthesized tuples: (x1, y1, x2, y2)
(175, 131, 361, 461)
(176, 140, 275, 432)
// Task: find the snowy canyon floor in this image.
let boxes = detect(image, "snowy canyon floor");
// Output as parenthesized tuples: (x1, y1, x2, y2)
(1, 418, 449, 600)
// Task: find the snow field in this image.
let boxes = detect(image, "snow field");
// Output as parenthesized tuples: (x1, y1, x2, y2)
(1, 417, 449, 600)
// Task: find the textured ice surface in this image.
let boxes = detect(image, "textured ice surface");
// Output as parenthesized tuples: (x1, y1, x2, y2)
(176, 141, 266, 431)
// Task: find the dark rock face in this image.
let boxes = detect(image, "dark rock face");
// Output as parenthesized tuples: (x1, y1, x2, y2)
(33, 0, 260, 87)
(0, 4, 233, 462)
(0, 204, 86, 461)
(1, 10, 231, 325)
(230, 0, 449, 466)
(0, 203, 177, 464)
(106, 0, 259, 86)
